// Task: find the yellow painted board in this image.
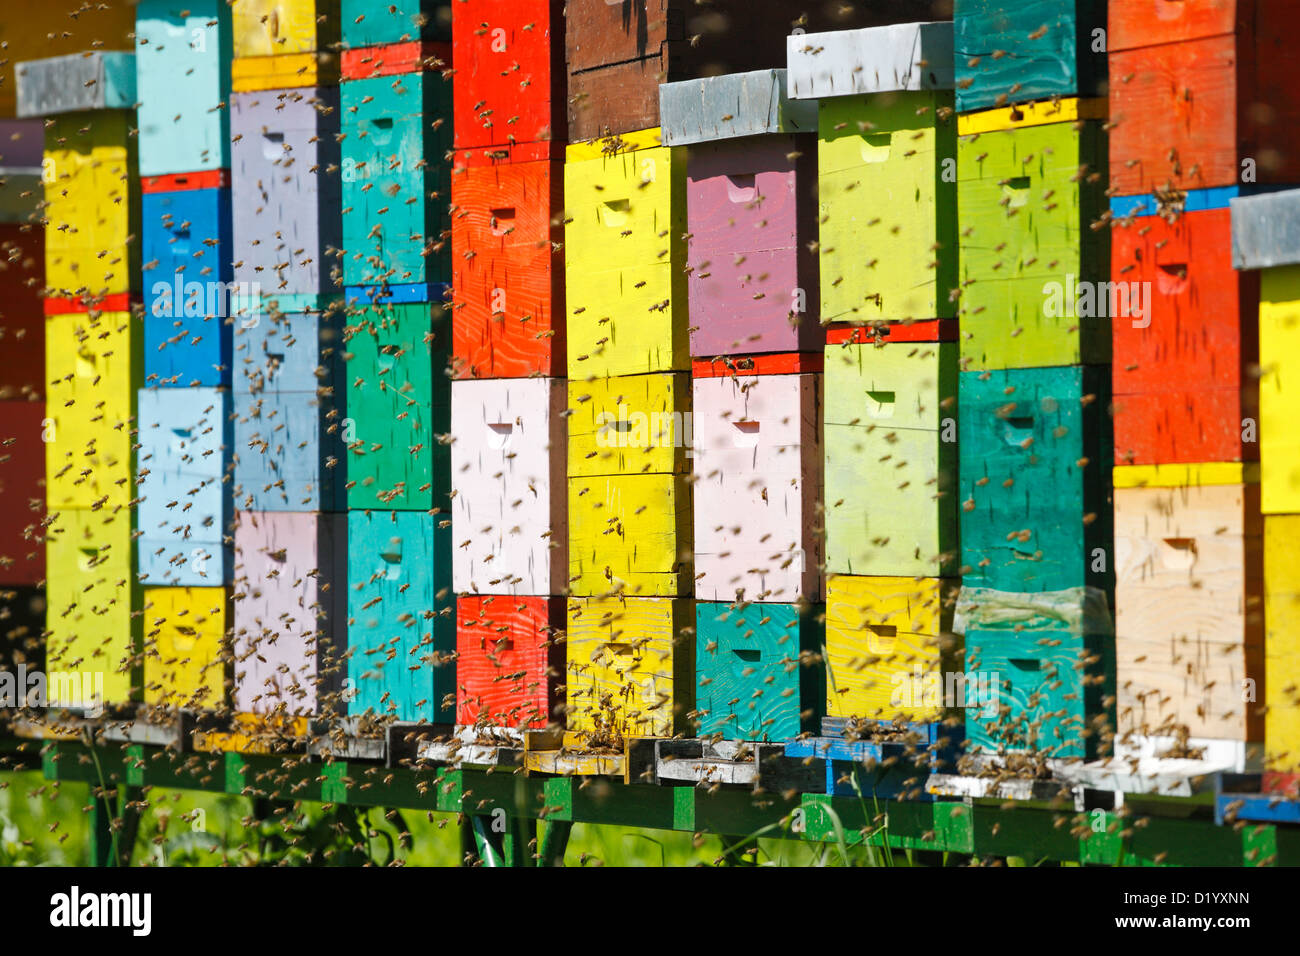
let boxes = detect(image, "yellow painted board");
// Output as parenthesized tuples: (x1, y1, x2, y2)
(1260, 266, 1300, 514)
(230, 52, 338, 92)
(565, 595, 693, 738)
(43, 112, 138, 299)
(957, 97, 1108, 136)
(568, 473, 692, 597)
(564, 132, 688, 377)
(1114, 462, 1261, 489)
(143, 587, 227, 711)
(44, 310, 140, 510)
(824, 574, 958, 722)
(567, 372, 690, 477)
(1265, 514, 1300, 772)
(193, 713, 309, 754)
(565, 128, 665, 162)
(232, 0, 333, 57)
(45, 507, 139, 707)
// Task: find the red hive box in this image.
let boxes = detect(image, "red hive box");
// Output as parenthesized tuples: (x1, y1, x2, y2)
(456, 594, 564, 729)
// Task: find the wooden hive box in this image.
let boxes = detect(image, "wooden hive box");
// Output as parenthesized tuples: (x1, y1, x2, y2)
(565, 594, 693, 739)
(0, 402, 45, 586)
(456, 594, 564, 729)
(45, 507, 140, 708)
(343, 0, 449, 48)
(230, 87, 340, 305)
(825, 340, 957, 578)
(0, 224, 46, 401)
(694, 601, 823, 741)
(232, 0, 338, 58)
(692, 359, 821, 603)
(953, 0, 1107, 113)
(142, 586, 227, 711)
(957, 99, 1110, 371)
(232, 307, 348, 512)
(450, 155, 565, 378)
(825, 575, 959, 725)
(42, 112, 140, 301)
(344, 300, 450, 511)
(340, 62, 453, 289)
(564, 130, 688, 378)
(141, 185, 234, 388)
(451, 0, 564, 156)
(960, 585, 1114, 760)
(16, 52, 137, 118)
(346, 509, 454, 723)
(564, 0, 952, 140)
(451, 377, 566, 595)
(1265, 514, 1300, 774)
(1114, 468, 1264, 744)
(136, 387, 232, 587)
(566, 371, 692, 597)
(232, 509, 346, 715)
(135, 0, 233, 176)
(1112, 202, 1259, 466)
(44, 309, 140, 512)
(1109, 0, 1300, 196)
(659, 70, 819, 356)
(959, 364, 1112, 593)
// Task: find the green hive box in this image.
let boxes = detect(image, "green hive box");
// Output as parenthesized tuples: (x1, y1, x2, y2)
(818, 91, 958, 325)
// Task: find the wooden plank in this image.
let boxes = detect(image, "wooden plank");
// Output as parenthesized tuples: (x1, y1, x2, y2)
(340, 40, 448, 80)
(1259, 265, 1300, 513)
(1114, 483, 1264, 742)
(786, 22, 954, 99)
(451, 378, 567, 594)
(1113, 462, 1259, 489)
(232, 0, 337, 57)
(692, 352, 823, 377)
(16, 52, 136, 117)
(1232, 188, 1300, 270)
(230, 52, 339, 91)
(692, 372, 821, 602)
(660, 69, 816, 145)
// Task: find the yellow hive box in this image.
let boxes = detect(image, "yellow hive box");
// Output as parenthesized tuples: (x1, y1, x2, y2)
(1265, 515, 1300, 772)
(193, 713, 310, 754)
(564, 129, 688, 378)
(565, 595, 693, 739)
(232, 0, 336, 57)
(1260, 266, 1300, 514)
(824, 575, 958, 722)
(43, 112, 139, 299)
(44, 310, 140, 510)
(143, 587, 227, 711)
(568, 473, 692, 597)
(231, 52, 339, 92)
(45, 507, 139, 707)
(566, 372, 691, 477)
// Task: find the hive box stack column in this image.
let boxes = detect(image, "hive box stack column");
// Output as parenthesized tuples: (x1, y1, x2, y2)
(657, 69, 824, 743)
(563, 115, 692, 741)
(0, 119, 46, 682)
(20, 52, 142, 711)
(1107, 6, 1291, 770)
(1231, 188, 1300, 792)
(134, 0, 234, 720)
(782, 25, 963, 785)
(339, 2, 457, 727)
(449, 1, 567, 735)
(953, 1, 1114, 762)
(224, 2, 346, 744)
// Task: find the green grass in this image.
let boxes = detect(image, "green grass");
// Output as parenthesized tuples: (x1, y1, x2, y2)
(1, 770, 965, 866)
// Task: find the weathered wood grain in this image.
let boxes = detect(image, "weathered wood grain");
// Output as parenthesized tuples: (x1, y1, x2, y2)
(456, 594, 564, 729)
